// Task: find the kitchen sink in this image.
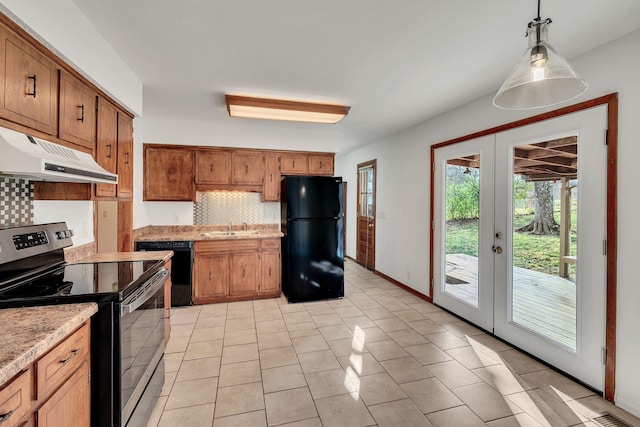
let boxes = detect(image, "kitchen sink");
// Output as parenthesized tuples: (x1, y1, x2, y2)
(198, 230, 260, 237)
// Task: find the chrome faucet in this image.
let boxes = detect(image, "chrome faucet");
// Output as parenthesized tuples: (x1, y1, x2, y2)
(228, 220, 232, 231)
(242, 222, 248, 231)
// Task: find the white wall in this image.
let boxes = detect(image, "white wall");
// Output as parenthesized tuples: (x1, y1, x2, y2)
(335, 29, 640, 416)
(33, 201, 94, 246)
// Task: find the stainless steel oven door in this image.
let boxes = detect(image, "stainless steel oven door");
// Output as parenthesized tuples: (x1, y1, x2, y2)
(120, 268, 168, 426)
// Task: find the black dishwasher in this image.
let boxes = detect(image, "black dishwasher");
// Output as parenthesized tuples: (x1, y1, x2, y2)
(136, 240, 193, 306)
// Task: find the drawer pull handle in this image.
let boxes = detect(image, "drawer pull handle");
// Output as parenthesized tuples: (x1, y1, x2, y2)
(0, 410, 14, 422)
(26, 75, 37, 97)
(210, 163, 213, 172)
(78, 104, 85, 122)
(125, 152, 130, 165)
(59, 349, 80, 365)
(107, 144, 113, 158)
(245, 164, 248, 174)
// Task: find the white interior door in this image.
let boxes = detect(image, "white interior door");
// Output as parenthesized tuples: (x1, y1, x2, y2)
(433, 106, 607, 391)
(493, 106, 607, 390)
(433, 135, 495, 331)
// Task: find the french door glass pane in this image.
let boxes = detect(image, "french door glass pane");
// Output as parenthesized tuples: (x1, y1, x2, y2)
(510, 137, 578, 351)
(443, 158, 480, 307)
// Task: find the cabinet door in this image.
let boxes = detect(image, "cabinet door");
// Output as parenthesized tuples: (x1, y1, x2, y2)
(0, 26, 58, 135)
(0, 366, 32, 426)
(195, 151, 231, 184)
(94, 97, 118, 198)
(58, 71, 97, 150)
(36, 362, 90, 427)
(260, 250, 281, 294)
(262, 154, 280, 201)
(143, 146, 195, 201)
(116, 112, 133, 198)
(193, 253, 229, 302)
(229, 251, 259, 296)
(232, 152, 263, 185)
(280, 154, 308, 175)
(308, 154, 334, 176)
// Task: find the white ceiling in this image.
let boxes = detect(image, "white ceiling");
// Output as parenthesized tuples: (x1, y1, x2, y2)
(71, 0, 640, 153)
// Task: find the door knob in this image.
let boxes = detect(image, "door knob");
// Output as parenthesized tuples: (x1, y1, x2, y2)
(492, 245, 503, 254)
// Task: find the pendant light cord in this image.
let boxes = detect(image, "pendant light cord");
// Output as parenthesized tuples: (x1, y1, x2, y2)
(535, 0, 542, 44)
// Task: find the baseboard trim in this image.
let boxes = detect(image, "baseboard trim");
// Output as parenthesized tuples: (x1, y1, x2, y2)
(374, 270, 432, 303)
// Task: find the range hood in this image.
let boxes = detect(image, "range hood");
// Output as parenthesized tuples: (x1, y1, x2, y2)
(0, 127, 118, 184)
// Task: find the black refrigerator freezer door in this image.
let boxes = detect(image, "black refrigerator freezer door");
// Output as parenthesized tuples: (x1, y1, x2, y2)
(282, 176, 342, 220)
(282, 218, 344, 303)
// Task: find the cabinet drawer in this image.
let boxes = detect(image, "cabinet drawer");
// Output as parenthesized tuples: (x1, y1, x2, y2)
(260, 239, 281, 250)
(36, 322, 90, 400)
(196, 239, 259, 253)
(0, 367, 32, 427)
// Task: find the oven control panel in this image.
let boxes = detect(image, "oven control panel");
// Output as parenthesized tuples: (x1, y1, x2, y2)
(13, 231, 49, 250)
(0, 222, 73, 265)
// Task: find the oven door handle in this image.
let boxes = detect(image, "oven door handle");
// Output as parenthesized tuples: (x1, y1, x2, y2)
(121, 268, 169, 317)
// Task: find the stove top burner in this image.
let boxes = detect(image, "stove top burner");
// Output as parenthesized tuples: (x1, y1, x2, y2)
(0, 281, 73, 298)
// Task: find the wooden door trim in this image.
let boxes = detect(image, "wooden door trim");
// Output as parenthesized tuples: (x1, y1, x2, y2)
(429, 93, 618, 402)
(357, 160, 377, 270)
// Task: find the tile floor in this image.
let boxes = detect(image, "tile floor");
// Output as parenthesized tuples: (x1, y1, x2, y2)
(147, 260, 640, 427)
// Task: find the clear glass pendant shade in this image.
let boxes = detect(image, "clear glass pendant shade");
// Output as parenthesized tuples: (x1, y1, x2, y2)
(493, 19, 588, 109)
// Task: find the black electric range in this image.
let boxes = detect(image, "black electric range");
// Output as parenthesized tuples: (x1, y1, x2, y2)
(0, 222, 169, 427)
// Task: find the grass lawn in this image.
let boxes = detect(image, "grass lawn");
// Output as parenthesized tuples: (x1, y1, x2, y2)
(445, 213, 577, 277)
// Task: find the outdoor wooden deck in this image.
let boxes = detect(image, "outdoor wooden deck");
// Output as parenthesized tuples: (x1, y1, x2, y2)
(445, 253, 576, 349)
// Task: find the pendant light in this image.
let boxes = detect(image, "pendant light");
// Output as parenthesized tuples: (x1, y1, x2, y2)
(493, 0, 588, 110)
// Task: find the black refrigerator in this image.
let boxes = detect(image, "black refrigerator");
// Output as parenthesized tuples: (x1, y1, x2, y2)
(281, 176, 344, 303)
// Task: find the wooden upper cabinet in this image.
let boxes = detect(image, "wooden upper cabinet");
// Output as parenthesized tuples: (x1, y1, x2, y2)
(195, 151, 231, 184)
(280, 154, 308, 175)
(58, 71, 97, 150)
(94, 97, 118, 198)
(0, 25, 58, 135)
(232, 152, 263, 185)
(308, 154, 334, 175)
(262, 154, 280, 202)
(116, 112, 133, 198)
(143, 146, 195, 201)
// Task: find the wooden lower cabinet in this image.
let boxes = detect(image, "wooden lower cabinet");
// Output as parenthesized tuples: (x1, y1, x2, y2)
(193, 238, 281, 304)
(260, 249, 280, 294)
(193, 251, 229, 301)
(0, 322, 91, 427)
(229, 252, 260, 296)
(35, 362, 90, 427)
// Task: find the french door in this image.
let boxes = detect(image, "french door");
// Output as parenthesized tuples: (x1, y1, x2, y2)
(433, 106, 607, 390)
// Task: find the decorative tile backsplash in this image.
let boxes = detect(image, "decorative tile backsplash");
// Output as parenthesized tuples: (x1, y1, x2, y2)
(194, 191, 279, 225)
(0, 177, 34, 229)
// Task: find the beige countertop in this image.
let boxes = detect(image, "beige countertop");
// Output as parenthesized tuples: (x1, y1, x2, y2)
(0, 303, 98, 385)
(73, 250, 174, 263)
(136, 229, 283, 242)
